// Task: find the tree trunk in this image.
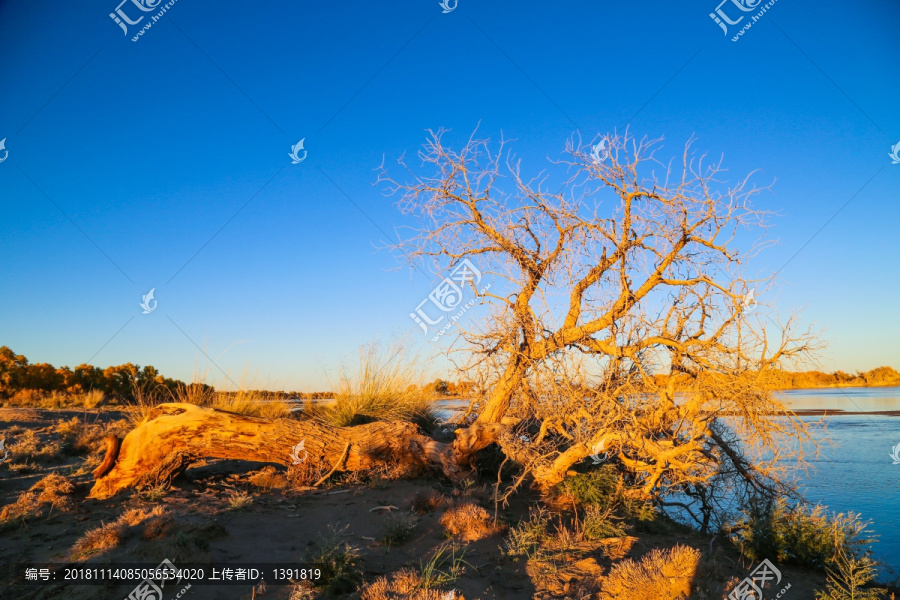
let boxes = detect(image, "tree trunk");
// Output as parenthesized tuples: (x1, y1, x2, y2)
(89, 403, 455, 499)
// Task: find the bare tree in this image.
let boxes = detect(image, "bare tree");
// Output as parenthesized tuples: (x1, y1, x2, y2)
(92, 130, 820, 521)
(379, 129, 820, 524)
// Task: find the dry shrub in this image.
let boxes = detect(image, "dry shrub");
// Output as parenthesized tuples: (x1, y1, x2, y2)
(0, 492, 41, 527)
(412, 489, 447, 514)
(33, 473, 76, 511)
(70, 507, 167, 560)
(0, 473, 76, 528)
(8, 429, 62, 461)
(600, 544, 701, 600)
(71, 521, 126, 559)
(287, 458, 326, 488)
(361, 568, 463, 600)
(440, 502, 502, 541)
(166, 382, 292, 419)
(249, 466, 288, 490)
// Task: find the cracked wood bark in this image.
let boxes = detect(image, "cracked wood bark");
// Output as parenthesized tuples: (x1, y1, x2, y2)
(89, 403, 456, 499)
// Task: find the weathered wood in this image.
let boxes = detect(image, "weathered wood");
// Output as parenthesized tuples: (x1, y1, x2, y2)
(89, 403, 448, 499)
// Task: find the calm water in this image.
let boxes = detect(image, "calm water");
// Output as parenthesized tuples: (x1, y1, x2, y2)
(780, 387, 900, 572)
(436, 387, 900, 571)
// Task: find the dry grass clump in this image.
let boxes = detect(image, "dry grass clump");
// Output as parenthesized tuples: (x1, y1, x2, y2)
(0, 493, 42, 527)
(33, 472, 76, 510)
(412, 489, 448, 514)
(304, 344, 436, 427)
(209, 391, 292, 419)
(55, 417, 116, 455)
(287, 457, 328, 488)
(128, 381, 293, 423)
(599, 544, 701, 600)
(440, 502, 503, 541)
(361, 568, 464, 600)
(7, 429, 62, 461)
(249, 466, 288, 490)
(0, 473, 76, 528)
(71, 521, 126, 560)
(227, 491, 253, 510)
(70, 507, 167, 560)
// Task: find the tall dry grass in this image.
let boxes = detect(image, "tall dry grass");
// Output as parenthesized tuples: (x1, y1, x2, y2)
(303, 343, 437, 427)
(127, 378, 292, 425)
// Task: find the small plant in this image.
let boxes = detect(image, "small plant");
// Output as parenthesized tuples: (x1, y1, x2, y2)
(305, 525, 363, 596)
(816, 546, 887, 600)
(141, 483, 169, 502)
(419, 543, 469, 590)
(505, 507, 551, 559)
(227, 491, 253, 510)
(440, 502, 502, 541)
(380, 512, 418, 546)
(248, 466, 288, 491)
(581, 504, 627, 540)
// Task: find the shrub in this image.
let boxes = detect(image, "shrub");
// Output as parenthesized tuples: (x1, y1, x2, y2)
(506, 507, 551, 558)
(732, 495, 875, 570)
(816, 546, 887, 600)
(556, 466, 621, 509)
(440, 502, 501, 541)
(581, 505, 627, 540)
(601, 545, 701, 600)
(380, 512, 418, 546)
(227, 491, 253, 510)
(305, 525, 363, 596)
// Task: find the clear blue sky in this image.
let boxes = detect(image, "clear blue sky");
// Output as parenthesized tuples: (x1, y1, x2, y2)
(1, 0, 897, 390)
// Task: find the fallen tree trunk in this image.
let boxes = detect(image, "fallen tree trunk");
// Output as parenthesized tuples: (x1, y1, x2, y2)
(90, 403, 456, 499)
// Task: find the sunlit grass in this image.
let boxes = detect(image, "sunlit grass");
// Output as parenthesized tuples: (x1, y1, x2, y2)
(303, 343, 437, 427)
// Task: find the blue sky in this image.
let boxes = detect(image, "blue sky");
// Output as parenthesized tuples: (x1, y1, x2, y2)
(0, 0, 897, 390)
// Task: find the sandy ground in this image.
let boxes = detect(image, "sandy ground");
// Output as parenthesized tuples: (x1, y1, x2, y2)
(0, 407, 864, 600)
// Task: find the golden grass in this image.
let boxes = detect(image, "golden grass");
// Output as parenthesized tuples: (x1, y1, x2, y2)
(305, 343, 437, 427)
(360, 568, 463, 600)
(248, 466, 288, 490)
(600, 544, 701, 600)
(227, 491, 253, 510)
(70, 507, 167, 560)
(127, 382, 293, 425)
(440, 502, 503, 541)
(0, 473, 76, 528)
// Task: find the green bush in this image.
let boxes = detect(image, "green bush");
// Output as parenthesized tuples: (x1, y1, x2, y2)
(556, 465, 621, 509)
(581, 505, 626, 540)
(731, 495, 876, 570)
(505, 507, 551, 558)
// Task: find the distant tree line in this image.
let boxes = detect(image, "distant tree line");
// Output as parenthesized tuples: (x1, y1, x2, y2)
(4, 345, 894, 403)
(0, 346, 182, 400)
